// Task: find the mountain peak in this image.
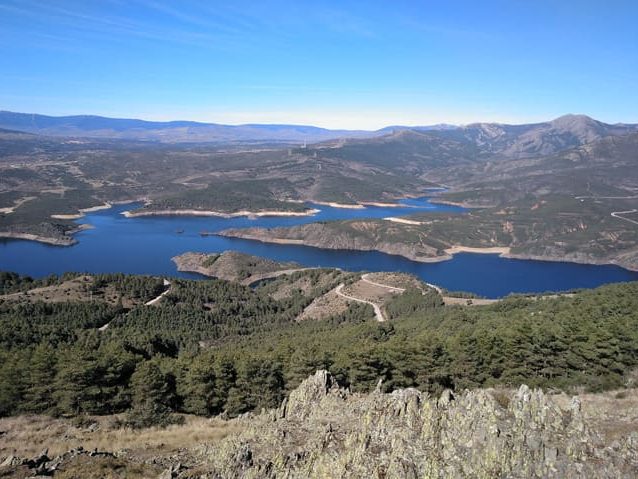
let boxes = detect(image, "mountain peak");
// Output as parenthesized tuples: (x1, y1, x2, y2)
(549, 114, 598, 128)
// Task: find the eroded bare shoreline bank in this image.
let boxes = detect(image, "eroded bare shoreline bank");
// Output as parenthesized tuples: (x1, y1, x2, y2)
(0, 224, 93, 247)
(215, 232, 638, 272)
(121, 208, 320, 218)
(5, 198, 637, 273)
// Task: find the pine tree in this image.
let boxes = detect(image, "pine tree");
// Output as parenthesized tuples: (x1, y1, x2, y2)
(53, 348, 101, 415)
(126, 361, 182, 428)
(0, 351, 27, 416)
(179, 352, 219, 416)
(24, 343, 57, 413)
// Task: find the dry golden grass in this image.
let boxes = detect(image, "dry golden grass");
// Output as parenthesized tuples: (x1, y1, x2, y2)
(0, 414, 242, 459)
(0, 276, 145, 309)
(342, 280, 399, 305)
(0, 276, 96, 304)
(362, 272, 424, 290)
(52, 456, 161, 479)
(297, 288, 350, 321)
(268, 275, 314, 300)
(552, 388, 638, 442)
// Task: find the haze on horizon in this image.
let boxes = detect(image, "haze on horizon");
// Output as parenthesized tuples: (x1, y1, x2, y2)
(0, 0, 637, 129)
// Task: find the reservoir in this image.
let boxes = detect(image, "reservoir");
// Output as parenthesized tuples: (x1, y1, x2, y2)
(1, 198, 637, 298)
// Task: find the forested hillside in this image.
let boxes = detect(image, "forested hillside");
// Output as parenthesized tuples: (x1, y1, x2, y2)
(1, 270, 637, 425)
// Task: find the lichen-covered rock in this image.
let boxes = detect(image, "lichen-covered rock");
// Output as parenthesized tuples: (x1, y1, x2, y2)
(202, 372, 638, 478)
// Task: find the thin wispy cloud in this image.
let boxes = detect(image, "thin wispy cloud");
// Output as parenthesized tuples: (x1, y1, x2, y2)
(0, 1, 382, 55)
(1, 1, 636, 127)
(1, 0, 269, 53)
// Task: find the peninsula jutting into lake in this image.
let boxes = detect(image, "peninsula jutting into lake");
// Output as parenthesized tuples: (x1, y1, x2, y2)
(2, 199, 637, 298)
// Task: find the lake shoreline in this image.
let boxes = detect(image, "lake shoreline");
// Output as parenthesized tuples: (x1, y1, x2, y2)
(312, 201, 365, 209)
(50, 202, 115, 220)
(384, 217, 424, 225)
(216, 232, 638, 272)
(5, 195, 637, 298)
(6, 194, 449, 249)
(312, 199, 422, 209)
(0, 232, 77, 246)
(126, 198, 424, 217)
(501, 252, 638, 272)
(427, 198, 492, 209)
(121, 208, 321, 218)
(0, 224, 93, 247)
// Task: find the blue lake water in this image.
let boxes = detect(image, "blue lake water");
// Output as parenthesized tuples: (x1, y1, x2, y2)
(1, 198, 636, 298)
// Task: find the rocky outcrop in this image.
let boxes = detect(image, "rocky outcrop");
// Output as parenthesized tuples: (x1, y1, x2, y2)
(203, 371, 638, 478)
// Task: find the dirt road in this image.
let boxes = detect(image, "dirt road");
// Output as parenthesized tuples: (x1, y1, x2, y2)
(335, 283, 386, 322)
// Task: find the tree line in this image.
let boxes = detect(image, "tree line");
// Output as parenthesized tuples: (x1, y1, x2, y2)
(1, 271, 637, 427)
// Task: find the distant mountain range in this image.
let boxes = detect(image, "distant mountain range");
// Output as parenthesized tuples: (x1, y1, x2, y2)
(0, 111, 636, 153)
(0, 110, 378, 144)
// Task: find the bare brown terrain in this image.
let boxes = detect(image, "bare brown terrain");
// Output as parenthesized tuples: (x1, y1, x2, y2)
(297, 286, 352, 321)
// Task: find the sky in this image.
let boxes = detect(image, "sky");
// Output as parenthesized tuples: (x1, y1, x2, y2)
(0, 0, 637, 129)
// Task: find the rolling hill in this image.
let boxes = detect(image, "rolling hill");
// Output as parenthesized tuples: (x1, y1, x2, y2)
(0, 110, 379, 144)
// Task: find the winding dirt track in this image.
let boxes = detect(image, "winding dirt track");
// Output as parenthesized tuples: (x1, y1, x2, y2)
(362, 273, 496, 306)
(335, 283, 386, 322)
(99, 278, 171, 332)
(574, 194, 638, 227)
(360, 273, 405, 292)
(611, 210, 638, 226)
(145, 279, 172, 306)
(242, 267, 317, 286)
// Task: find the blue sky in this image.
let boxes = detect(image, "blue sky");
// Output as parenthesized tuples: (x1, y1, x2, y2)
(0, 0, 637, 129)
